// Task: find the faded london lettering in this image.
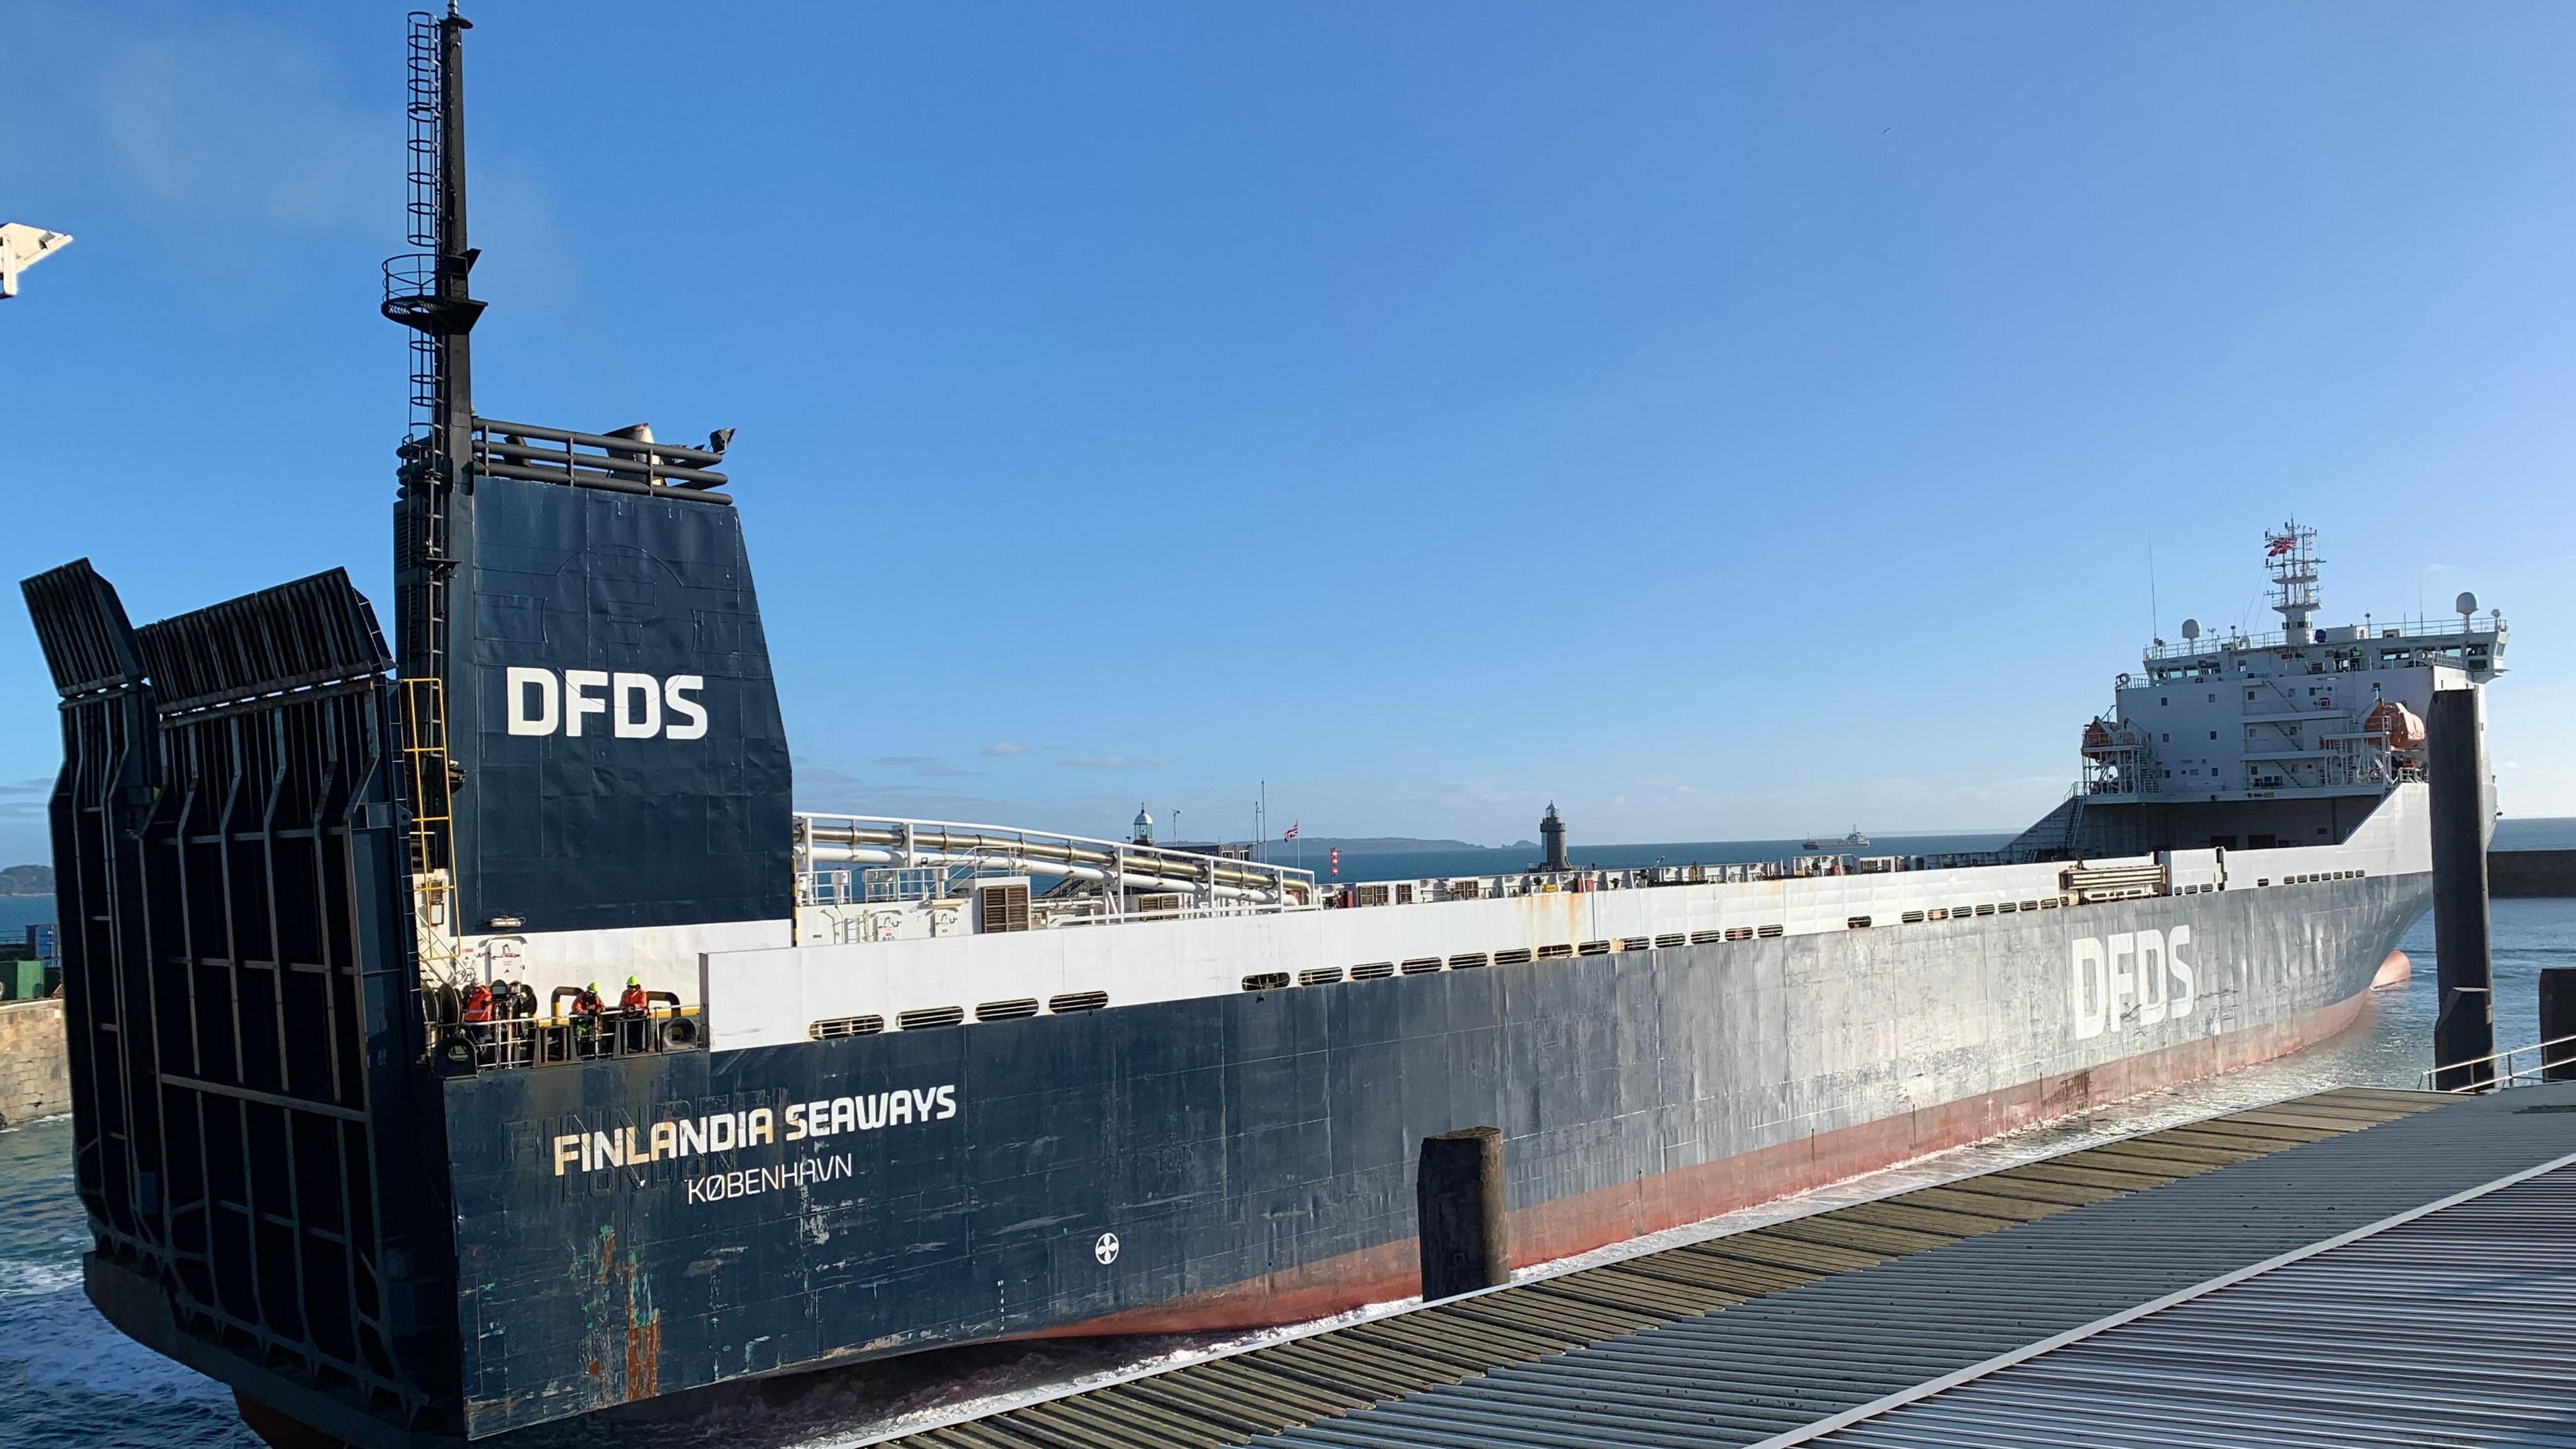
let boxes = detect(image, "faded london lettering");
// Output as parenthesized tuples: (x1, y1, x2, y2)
(2068, 928, 2196, 1039)
(547, 1085, 959, 1194)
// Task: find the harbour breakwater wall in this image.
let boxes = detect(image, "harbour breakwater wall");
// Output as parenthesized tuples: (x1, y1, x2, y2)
(0, 999, 69, 1125)
(2491, 850, 2576, 898)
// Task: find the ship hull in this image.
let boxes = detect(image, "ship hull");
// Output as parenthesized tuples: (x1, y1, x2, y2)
(439, 871, 2423, 1437)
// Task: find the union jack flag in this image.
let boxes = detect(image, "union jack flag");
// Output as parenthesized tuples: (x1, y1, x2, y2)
(2265, 533, 2296, 557)
(1283, 822, 1299, 840)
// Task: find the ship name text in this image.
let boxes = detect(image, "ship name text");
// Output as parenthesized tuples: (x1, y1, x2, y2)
(549, 1085, 959, 1177)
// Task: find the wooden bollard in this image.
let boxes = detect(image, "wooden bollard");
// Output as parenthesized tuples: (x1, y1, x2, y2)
(1417, 1126, 1508, 1301)
(2542, 969, 2576, 1083)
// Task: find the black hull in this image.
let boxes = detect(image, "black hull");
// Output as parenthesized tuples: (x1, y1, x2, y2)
(439, 873, 2422, 1438)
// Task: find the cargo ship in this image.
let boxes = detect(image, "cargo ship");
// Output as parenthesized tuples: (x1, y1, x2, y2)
(21, 13, 2510, 1448)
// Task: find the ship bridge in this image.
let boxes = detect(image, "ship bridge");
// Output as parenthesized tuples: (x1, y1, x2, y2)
(2023, 523, 2506, 859)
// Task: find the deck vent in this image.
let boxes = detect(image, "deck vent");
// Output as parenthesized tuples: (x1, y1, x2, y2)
(1448, 953, 1490, 969)
(1047, 991, 1110, 1013)
(1447, 879, 1483, 900)
(1538, 943, 1576, 959)
(1690, 930, 1723, 945)
(898, 1006, 965, 1030)
(1925, 908, 1949, 921)
(2042, 896, 2063, 908)
(808, 1014, 885, 1040)
(1395, 883, 1415, 904)
(1350, 961, 1397, 980)
(1755, 924, 1783, 938)
(1654, 934, 1687, 949)
(1974, 904, 1996, 916)
(2021, 900, 2041, 911)
(1846, 916, 1871, 930)
(1240, 972, 1290, 992)
(977, 882, 1031, 934)
(1577, 940, 1611, 956)
(1297, 967, 1346, 987)
(1400, 957, 1444, 975)
(1493, 949, 1534, 966)
(1357, 884, 1392, 907)
(1900, 910, 1925, 924)
(975, 998, 1040, 1022)
(1996, 902, 2019, 914)
(1132, 891, 1183, 916)
(1620, 937, 1656, 953)
(1723, 928, 1752, 942)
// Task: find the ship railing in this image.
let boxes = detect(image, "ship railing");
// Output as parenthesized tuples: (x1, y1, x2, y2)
(2143, 612, 2507, 662)
(2419, 1032, 2576, 1093)
(795, 813, 1318, 910)
(1324, 849, 2033, 909)
(460, 417, 733, 500)
(455, 1006, 704, 1071)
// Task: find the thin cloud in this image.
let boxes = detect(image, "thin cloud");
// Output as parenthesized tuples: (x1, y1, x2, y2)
(1059, 755, 1167, 770)
(870, 755, 984, 780)
(979, 742, 1029, 757)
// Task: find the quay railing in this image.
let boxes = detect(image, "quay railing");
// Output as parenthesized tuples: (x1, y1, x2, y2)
(2419, 1032, 2576, 1093)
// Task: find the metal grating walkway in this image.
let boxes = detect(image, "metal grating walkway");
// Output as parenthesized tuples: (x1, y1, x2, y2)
(1796, 1157, 2576, 1448)
(881, 1087, 2462, 1449)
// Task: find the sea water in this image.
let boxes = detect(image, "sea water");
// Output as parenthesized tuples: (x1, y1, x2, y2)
(0, 887, 2570, 1448)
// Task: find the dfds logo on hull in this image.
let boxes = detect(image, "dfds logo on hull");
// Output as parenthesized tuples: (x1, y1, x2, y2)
(2069, 928, 2197, 1039)
(504, 666, 708, 739)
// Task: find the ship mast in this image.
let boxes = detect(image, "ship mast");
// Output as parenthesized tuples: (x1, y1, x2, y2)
(381, 5, 482, 988)
(2264, 520, 2321, 645)
(383, 4, 484, 687)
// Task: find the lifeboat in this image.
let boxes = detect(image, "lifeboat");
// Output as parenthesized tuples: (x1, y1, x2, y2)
(2080, 718, 2116, 759)
(2365, 700, 2426, 753)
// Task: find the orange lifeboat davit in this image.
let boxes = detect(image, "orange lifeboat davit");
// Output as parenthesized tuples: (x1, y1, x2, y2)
(2365, 700, 2426, 753)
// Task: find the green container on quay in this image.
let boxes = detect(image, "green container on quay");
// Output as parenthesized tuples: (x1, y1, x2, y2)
(2, 959, 43, 1001)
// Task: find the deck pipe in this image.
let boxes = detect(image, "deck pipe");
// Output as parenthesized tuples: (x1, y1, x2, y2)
(2541, 970, 2576, 1083)
(1417, 1127, 1509, 1301)
(2428, 688, 2496, 1092)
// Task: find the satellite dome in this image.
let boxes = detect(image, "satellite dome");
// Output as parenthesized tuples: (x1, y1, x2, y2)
(2181, 618, 2200, 641)
(2455, 591, 2479, 617)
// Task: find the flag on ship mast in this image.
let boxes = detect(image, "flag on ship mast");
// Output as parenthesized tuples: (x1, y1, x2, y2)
(1283, 822, 1299, 839)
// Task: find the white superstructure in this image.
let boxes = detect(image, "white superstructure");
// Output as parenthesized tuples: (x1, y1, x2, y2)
(2079, 523, 2506, 810)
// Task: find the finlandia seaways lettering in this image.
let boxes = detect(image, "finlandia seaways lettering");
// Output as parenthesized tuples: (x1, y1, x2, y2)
(545, 1085, 959, 1204)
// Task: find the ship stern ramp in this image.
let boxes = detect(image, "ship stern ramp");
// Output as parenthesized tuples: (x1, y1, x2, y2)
(22, 559, 464, 1443)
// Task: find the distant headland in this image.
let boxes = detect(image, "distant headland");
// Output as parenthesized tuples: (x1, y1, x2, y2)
(0, 865, 54, 897)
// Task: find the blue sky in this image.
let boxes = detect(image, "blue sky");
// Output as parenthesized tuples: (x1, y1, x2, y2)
(4, 1, 2572, 863)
